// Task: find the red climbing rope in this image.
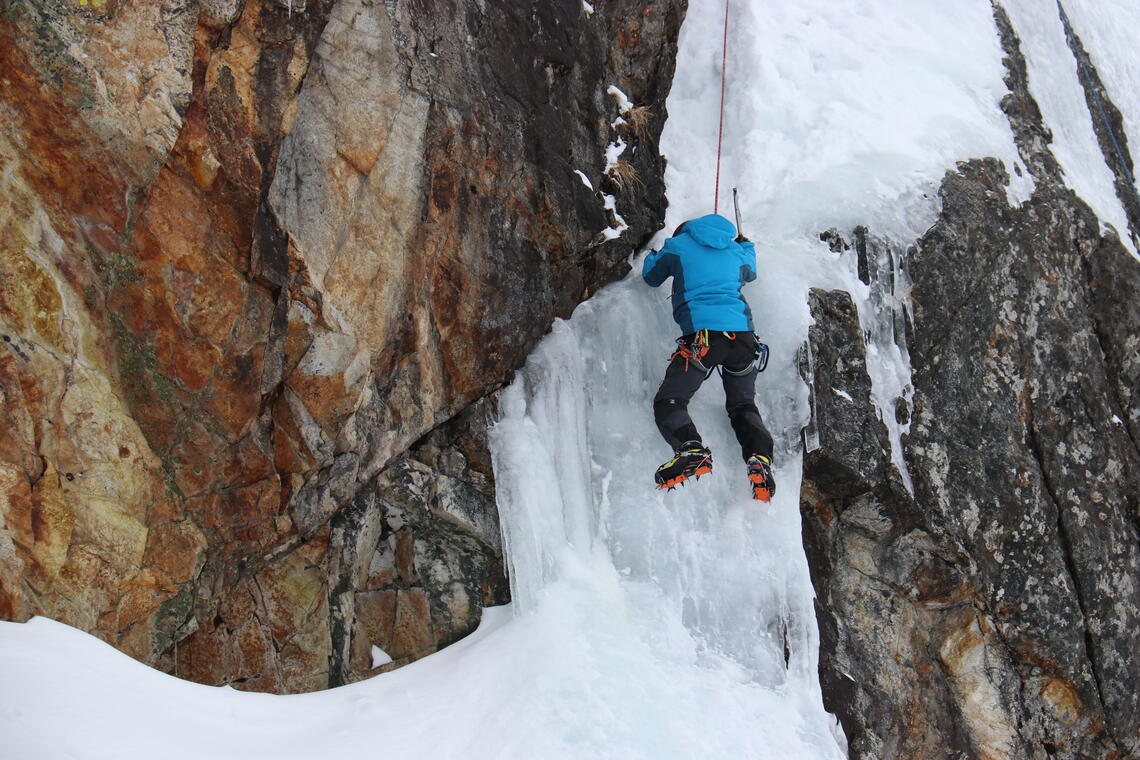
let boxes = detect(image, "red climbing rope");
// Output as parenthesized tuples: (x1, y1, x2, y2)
(714, 0, 731, 214)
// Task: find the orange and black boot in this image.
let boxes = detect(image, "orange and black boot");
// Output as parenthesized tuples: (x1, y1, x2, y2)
(746, 454, 776, 501)
(654, 443, 713, 490)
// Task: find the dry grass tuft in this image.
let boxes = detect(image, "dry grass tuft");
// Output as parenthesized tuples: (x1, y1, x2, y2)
(621, 106, 652, 139)
(608, 160, 642, 192)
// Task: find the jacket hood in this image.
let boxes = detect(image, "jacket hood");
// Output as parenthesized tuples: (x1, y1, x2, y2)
(683, 214, 738, 249)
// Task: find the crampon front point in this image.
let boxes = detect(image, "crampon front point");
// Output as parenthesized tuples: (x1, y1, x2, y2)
(655, 445, 713, 490)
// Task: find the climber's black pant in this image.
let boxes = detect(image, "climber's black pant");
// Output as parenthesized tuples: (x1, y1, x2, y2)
(653, 331, 774, 461)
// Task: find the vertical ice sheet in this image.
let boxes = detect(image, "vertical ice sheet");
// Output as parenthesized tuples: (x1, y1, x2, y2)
(853, 234, 916, 493)
(491, 277, 847, 758)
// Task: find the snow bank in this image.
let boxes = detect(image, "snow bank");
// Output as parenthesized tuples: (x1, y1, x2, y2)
(1004, 0, 1137, 256)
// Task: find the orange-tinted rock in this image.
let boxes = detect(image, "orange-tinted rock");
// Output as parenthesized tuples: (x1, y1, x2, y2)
(143, 519, 208, 586)
(1, 0, 679, 695)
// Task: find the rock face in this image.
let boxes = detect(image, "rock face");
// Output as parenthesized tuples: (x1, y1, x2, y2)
(0, 0, 683, 692)
(801, 4, 1140, 758)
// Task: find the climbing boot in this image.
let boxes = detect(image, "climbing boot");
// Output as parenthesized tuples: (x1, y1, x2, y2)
(747, 454, 775, 502)
(655, 443, 713, 490)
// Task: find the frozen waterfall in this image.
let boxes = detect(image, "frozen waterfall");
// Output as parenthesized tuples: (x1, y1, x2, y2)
(4, 1, 1139, 758)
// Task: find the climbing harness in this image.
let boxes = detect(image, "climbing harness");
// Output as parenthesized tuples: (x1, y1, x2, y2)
(713, 0, 731, 214)
(720, 334, 769, 377)
(671, 330, 769, 377)
(671, 329, 712, 373)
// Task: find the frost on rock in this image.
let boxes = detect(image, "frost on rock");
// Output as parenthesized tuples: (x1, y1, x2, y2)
(606, 85, 633, 114)
(600, 193, 628, 240)
(589, 85, 640, 242)
(851, 230, 915, 494)
(604, 138, 627, 173)
(1002, 2, 1139, 258)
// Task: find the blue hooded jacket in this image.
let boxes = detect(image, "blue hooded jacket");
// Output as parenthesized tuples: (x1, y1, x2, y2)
(642, 214, 756, 334)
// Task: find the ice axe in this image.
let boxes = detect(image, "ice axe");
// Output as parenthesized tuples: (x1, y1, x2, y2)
(731, 186, 768, 371)
(732, 187, 745, 241)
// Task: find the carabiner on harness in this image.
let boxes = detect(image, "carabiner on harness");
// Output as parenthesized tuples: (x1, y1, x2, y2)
(670, 329, 712, 374)
(754, 340, 769, 372)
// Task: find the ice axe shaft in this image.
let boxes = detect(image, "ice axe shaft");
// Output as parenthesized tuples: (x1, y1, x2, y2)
(732, 187, 744, 240)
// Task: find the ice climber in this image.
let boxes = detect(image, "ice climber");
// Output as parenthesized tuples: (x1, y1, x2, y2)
(642, 213, 776, 501)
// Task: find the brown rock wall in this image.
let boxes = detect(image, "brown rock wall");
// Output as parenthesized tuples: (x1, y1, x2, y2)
(1, 0, 683, 692)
